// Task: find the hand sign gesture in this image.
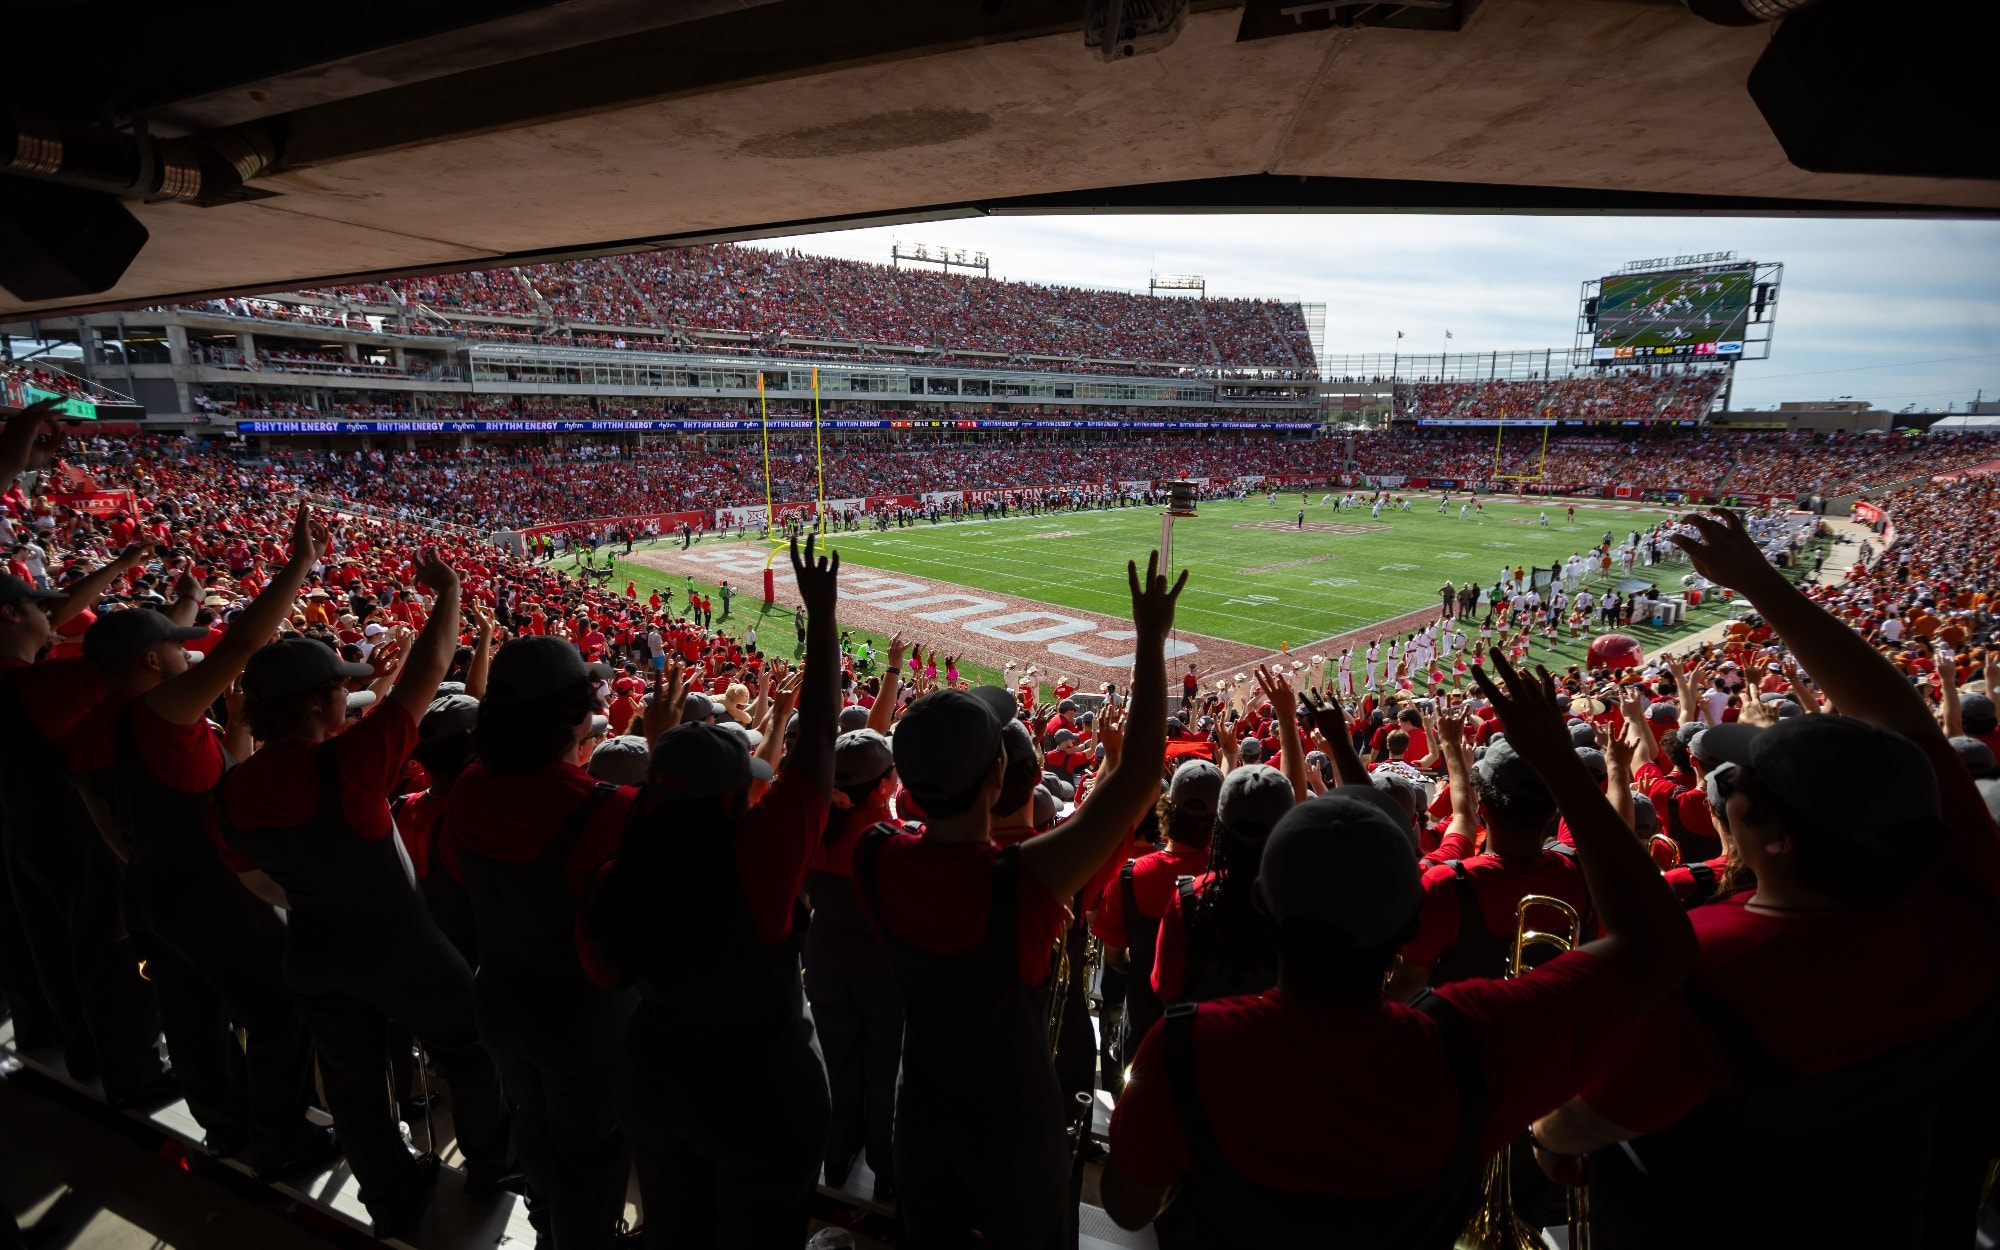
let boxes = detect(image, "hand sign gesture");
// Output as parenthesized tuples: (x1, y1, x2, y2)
(411, 546, 459, 594)
(642, 659, 689, 745)
(790, 535, 839, 619)
(1127, 550, 1188, 638)
(1468, 653, 1572, 773)
(1254, 663, 1297, 726)
(1096, 700, 1125, 759)
(1668, 509, 1781, 596)
(290, 502, 330, 567)
(1300, 687, 1349, 744)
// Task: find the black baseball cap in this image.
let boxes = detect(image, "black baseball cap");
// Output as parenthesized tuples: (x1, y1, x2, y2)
(1259, 794, 1422, 946)
(650, 721, 773, 797)
(484, 636, 614, 708)
(242, 637, 373, 699)
(1698, 716, 1948, 859)
(892, 689, 1006, 808)
(0, 574, 61, 608)
(82, 608, 207, 666)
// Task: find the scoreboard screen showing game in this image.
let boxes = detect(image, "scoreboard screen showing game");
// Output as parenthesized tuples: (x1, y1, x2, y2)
(1590, 263, 1755, 363)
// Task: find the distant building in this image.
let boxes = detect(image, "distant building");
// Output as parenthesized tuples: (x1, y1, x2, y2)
(1711, 400, 1891, 433)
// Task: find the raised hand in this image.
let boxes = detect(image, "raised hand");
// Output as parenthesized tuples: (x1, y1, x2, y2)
(790, 535, 839, 619)
(1300, 687, 1350, 744)
(1434, 698, 1469, 752)
(642, 659, 688, 745)
(1737, 691, 1778, 728)
(1469, 653, 1574, 774)
(886, 631, 906, 670)
(767, 667, 804, 725)
(1096, 700, 1125, 761)
(1212, 711, 1238, 759)
(1667, 509, 1782, 596)
(0, 397, 68, 482)
(1126, 550, 1188, 638)
(1254, 663, 1298, 726)
(411, 546, 459, 594)
(115, 535, 159, 568)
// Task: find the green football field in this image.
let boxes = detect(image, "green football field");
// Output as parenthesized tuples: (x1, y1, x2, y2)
(813, 495, 1727, 652)
(569, 495, 1827, 690)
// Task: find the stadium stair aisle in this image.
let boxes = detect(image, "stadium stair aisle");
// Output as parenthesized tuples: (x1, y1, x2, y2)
(0, 1074, 343, 1250)
(0, 1017, 537, 1250)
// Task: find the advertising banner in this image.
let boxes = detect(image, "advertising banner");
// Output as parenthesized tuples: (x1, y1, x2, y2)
(51, 489, 138, 517)
(518, 509, 707, 540)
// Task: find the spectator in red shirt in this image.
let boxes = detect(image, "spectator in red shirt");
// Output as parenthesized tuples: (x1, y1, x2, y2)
(1102, 650, 1697, 1242)
(805, 727, 903, 1197)
(1150, 766, 1298, 1005)
(1387, 733, 1593, 999)
(1532, 508, 2000, 1248)
(0, 534, 175, 1106)
(443, 633, 657, 1250)
(1094, 758, 1220, 1081)
(212, 550, 514, 1239)
(855, 554, 1182, 1250)
(68, 504, 335, 1176)
(583, 538, 839, 1248)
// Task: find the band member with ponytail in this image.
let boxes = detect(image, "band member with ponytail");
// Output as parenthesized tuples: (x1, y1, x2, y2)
(855, 553, 1184, 1250)
(1095, 759, 1220, 1076)
(804, 728, 903, 1197)
(1104, 651, 1698, 1245)
(1150, 765, 1298, 1004)
(584, 537, 840, 1248)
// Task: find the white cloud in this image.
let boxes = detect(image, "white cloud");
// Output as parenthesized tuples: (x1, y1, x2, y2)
(769, 214, 2000, 411)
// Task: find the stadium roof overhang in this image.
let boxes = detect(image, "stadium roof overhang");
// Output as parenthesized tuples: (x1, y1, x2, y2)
(2, 0, 1994, 319)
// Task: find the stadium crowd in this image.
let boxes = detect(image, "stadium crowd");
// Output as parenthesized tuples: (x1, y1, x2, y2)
(1393, 373, 1728, 425)
(3, 389, 2000, 1250)
(235, 245, 1320, 371)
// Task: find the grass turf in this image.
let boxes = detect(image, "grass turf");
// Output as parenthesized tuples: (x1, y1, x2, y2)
(554, 495, 1829, 687)
(814, 495, 1743, 655)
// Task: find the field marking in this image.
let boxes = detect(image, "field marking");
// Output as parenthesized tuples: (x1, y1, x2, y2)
(1236, 554, 1340, 574)
(1233, 520, 1388, 535)
(815, 499, 1688, 643)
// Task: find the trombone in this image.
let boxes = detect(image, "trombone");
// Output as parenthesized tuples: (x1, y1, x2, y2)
(1458, 895, 1588, 1250)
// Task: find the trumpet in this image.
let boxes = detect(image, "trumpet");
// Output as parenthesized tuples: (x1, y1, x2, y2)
(1647, 832, 1683, 871)
(1458, 895, 1587, 1250)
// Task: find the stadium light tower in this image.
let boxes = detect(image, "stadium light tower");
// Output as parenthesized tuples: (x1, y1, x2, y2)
(890, 242, 990, 277)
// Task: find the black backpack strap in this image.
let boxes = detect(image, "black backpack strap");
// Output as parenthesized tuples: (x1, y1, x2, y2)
(851, 821, 901, 930)
(1176, 872, 1202, 947)
(541, 781, 622, 871)
(1119, 859, 1140, 936)
(1448, 860, 1485, 949)
(1162, 1001, 1228, 1177)
(1686, 861, 1717, 905)
(313, 739, 344, 821)
(1682, 981, 1790, 1088)
(1409, 989, 1485, 1178)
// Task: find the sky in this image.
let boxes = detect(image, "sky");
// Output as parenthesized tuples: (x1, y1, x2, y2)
(768, 215, 2000, 413)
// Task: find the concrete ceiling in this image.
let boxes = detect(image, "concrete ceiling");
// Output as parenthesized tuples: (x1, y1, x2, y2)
(5, 0, 1995, 320)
